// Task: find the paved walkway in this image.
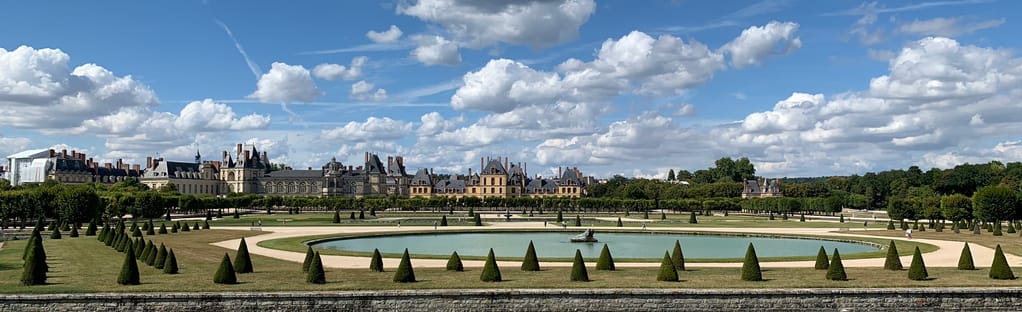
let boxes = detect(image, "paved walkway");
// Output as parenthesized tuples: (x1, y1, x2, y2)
(210, 222, 1022, 269)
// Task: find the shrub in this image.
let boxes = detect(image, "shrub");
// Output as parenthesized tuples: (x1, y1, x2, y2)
(141, 240, 154, 262)
(574, 215, 582, 227)
(98, 224, 109, 241)
(132, 227, 143, 237)
(556, 210, 563, 223)
(839, 214, 844, 223)
(989, 244, 1015, 280)
(370, 249, 384, 272)
(302, 246, 315, 273)
(20, 232, 46, 286)
(117, 245, 141, 285)
(154, 243, 168, 269)
(473, 214, 482, 226)
(233, 209, 240, 219)
(234, 238, 253, 273)
(958, 242, 975, 270)
(145, 242, 159, 266)
(741, 243, 762, 281)
(203, 221, 210, 230)
(671, 240, 685, 271)
(570, 249, 589, 282)
(133, 238, 144, 259)
(468, 208, 475, 217)
(170, 223, 179, 233)
(358, 210, 367, 219)
(213, 253, 237, 284)
(800, 214, 806, 222)
(50, 228, 61, 239)
(47, 221, 56, 231)
(643, 210, 649, 220)
(596, 244, 615, 271)
(163, 249, 179, 274)
(146, 222, 156, 235)
(993, 222, 1003, 236)
(521, 240, 541, 271)
(660, 211, 666, 221)
(908, 246, 928, 280)
(656, 251, 678, 282)
(887, 220, 895, 230)
(393, 249, 416, 283)
(884, 240, 902, 270)
(616, 217, 623, 227)
(370, 207, 376, 216)
(181, 222, 190, 232)
(306, 252, 326, 284)
(158, 224, 168, 234)
(826, 249, 847, 281)
(446, 251, 463, 272)
(85, 222, 97, 236)
(60, 222, 70, 232)
(193, 222, 200, 230)
(441, 215, 448, 226)
(332, 211, 341, 224)
(1008, 223, 1017, 234)
(688, 211, 697, 224)
(69, 226, 79, 238)
(115, 233, 128, 252)
(814, 246, 829, 270)
(480, 248, 502, 282)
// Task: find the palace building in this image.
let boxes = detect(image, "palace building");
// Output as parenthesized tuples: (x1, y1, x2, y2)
(408, 157, 587, 199)
(5, 149, 142, 186)
(741, 178, 783, 198)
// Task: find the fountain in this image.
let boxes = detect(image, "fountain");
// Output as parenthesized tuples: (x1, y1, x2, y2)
(570, 228, 598, 243)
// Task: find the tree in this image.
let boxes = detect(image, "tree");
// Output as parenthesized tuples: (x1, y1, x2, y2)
(826, 249, 847, 281)
(20, 231, 46, 285)
(145, 242, 159, 266)
(162, 248, 179, 274)
(574, 215, 582, 226)
(473, 214, 482, 226)
(50, 228, 61, 239)
(141, 240, 154, 264)
(302, 246, 315, 273)
(446, 251, 463, 272)
(556, 210, 563, 223)
(667, 169, 676, 181)
(154, 243, 168, 269)
(671, 240, 685, 271)
(989, 244, 1014, 280)
(656, 251, 678, 282)
(521, 240, 540, 271)
(616, 217, 623, 227)
(741, 243, 762, 281)
(441, 215, 448, 226)
(391, 249, 416, 283)
(133, 237, 144, 259)
(306, 251, 325, 284)
(689, 211, 697, 224)
(972, 186, 1017, 222)
(213, 253, 237, 284)
(117, 244, 141, 285)
(480, 248, 502, 282)
(596, 244, 615, 271)
(908, 246, 928, 280)
(940, 194, 972, 222)
(883, 240, 903, 271)
(814, 246, 829, 270)
(570, 249, 589, 282)
(158, 223, 168, 234)
(370, 249, 384, 272)
(332, 210, 340, 224)
(234, 237, 253, 273)
(958, 242, 975, 270)
(69, 226, 79, 238)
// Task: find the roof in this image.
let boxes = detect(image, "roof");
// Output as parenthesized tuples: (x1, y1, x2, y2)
(482, 159, 506, 175)
(6, 149, 49, 159)
(144, 161, 200, 179)
(410, 168, 432, 185)
(265, 170, 322, 179)
(560, 168, 581, 185)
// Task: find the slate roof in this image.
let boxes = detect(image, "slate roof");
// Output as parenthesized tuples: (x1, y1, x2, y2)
(482, 159, 506, 175)
(410, 168, 432, 186)
(144, 161, 200, 179)
(265, 170, 322, 179)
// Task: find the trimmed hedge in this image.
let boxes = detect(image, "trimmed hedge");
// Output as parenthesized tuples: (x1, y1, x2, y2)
(688, 211, 697, 224)
(671, 240, 685, 271)
(884, 240, 902, 270)
(393, 249, 416, 283)
(958, 242, 975, 270)
(446, 251, 463, 272)
(826, 249, 847, 281)
(990, 244, 1014, 280)
(117, 245, 140, 285)
(302, 246, 315, 273)
(20, 231, 46, 286)
(521, 240, 541, 271)
(595, 244, 615, 271)
(370, 249, 384, 272)
(741, 243, 762, 281)
(480, 248, 502, 282)
(163, 249, 179, 274)
(306, 251, 326, 284)
(656, 251, 678, 282)
(234, 238, 253, 273)
(570, 249, 589, 282)
(213, 253, 237, 284)
(908, 246, 928, 280)
(154, 243, 168, 269)
(814, 246, 829, 270)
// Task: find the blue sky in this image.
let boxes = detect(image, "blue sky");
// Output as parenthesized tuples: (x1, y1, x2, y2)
(2, 0, 1021, 179)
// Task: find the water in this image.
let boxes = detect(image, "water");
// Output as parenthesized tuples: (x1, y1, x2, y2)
(312, 232, 878, 259)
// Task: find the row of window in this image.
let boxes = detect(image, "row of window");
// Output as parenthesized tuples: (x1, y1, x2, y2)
(411, 186, 581, 195)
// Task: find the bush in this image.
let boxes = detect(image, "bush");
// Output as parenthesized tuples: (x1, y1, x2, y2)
(203, 221, 210, 230)
(596, 244, 615, 271)
(741, 243, 762, 281)
(359, 210, 366, 219)
(154, 243, 168, 269)
(141, 240, 154, 263)
(85, 222, 97, 236)
(132, 227, 143, 237)
(163, 248, 179, 274)
(574, 215, 582, 227)
(1008, 223, 1017, 234)
(302, 246, 315, 273)
(656, 251, 678, 282)
(181, 222, 190, 232)
(69, 226, 79, 238)
(800, 214, 806, 222)
(370, 249, 384, 272)
(117, 245, 140, 285)
(20, 232, 46, 286)
(908, 246, 928, 280)
(468, 208, 475, 217)
(370, 207, 376, 216)
(887, 220, 895, 230)
(839, 214, 844, 223)
(616, 217, 623, 227)
(145, 242, 159, 266)
(993, 222, 1003, 236)
(146, 222, 156, 235)
(570, 249, 589, 282)
(99, 224, 109, 242)
(814, 246, 829, 270)
(348, 212, 355, 220)
(193, 222, 200, 230)
(234, 238, 253, 273)
(826, 249, 847, 281)
(170, 223, 179, 233)
(643, 210, 649, 220)
(989, 244, 1015, 280)
(884, 240, 902, 270)
(213, 253, 238, 284)
(306, 252, 325, 284)
(671, 240, 685, 271)
(446, 251, 463, 272)
(474, 214, 482, 226)
(332, 211, 341, 224)
(958, 242, 975, 270)
(441, 216, 448, 226)
(660, 211, 666, 221)
(393, 249, 416, 283)
(521, 240, 541, 271)
(480, 248, 502, 282)
(158, 224, 168, 234)
(688, 211, 697, 224)
(556, 210, 563, 223)
(50, 228, 61, 239)
(133, 238, 144, 259)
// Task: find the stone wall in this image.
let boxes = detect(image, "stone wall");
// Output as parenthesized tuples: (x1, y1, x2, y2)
(3, 288, 1022, 311)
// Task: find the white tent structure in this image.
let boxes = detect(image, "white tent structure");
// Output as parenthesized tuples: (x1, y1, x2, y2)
(6, 149, 51, 186)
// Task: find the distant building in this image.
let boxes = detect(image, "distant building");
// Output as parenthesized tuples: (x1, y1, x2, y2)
(409, 157, 587, 199)
(741, 178, 783, 198)
(5, 148, 141, 186)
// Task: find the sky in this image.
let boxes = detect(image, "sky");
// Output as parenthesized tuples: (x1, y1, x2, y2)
(1, 0, 1021, 179)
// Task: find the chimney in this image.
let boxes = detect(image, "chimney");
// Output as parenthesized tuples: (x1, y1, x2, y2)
(236, 143, 243, 157)
(104, 163, 112, 169)
(61, 149, 67, 157)
(396, 156, 403, 167)
(146, 157, 153, 169)
(49, 149, 55, 157)
(262, 151, 267, 162)
(480, 157, 484, 172)
(505, 157, 508, 172)
(244, 150, 250, 162)
(71, 150, 76, 159)
(222, 151, 228, 160)
(116, 159, 123, 169)
(558, 167, 562, 179)
(133, 164, 140, 171)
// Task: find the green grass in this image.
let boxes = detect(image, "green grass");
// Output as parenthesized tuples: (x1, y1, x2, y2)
(208, 212, 475, 227)
(862, 229, 1022, 263)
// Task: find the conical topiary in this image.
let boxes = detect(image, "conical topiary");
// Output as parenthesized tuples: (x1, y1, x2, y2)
(234, 238, 253, 273)
(181, 222, 190, 232)
(440, 215, 448, 226)
(213, 253, 237, 284)
(993, 222, 1003, 236)
(570, 249, 589, 282)
(887, 220, 895, 230)
(158, 224, 168, 234)
(689, 211, 697, 224)
(392, 249, 416, 283)
(50, 228, 61, 239)
(616, 217, 623, 227)
(446, 251, 463, 272)
(332, 210, 341, 224)
(480, 248, 502, 282)
(370, 249, 384, 272)
(154, 243, 168, 269)
(596, 244, 615, 271)
(203, 221, 210, 229)
(132, 227, 143, 237)
(117, 244, 141, 285)
(141, 240, 154, 262)
(86, 222, 98, 236)
(575, 215, 582, 227)
(1008, 223, 1017, 234)
(741, 243, 762, 281)
(671, 240, 686, 271)
(908, 246, 928, 280)
(70, 225, 79, 237)
(163, 248, 179, 274)
(146, 222, 155, 235)
(656, 251, 678, 282)
(133, 237, 144, 259)
(349, 211, 355, 220)
(556, 210, 563, 223)
(814, 246, 829, 270)
(474, 214, 482, 226)
(193, 222, 200, 230)
(306, 251, 325, 284)
(884, 240, 902, 270)
(826, 249, 847, 281)
(97, 224, 108, 241)
(958, 242, 975, 270)
(20, 232, 46, 285)
(145, 242, 159, 266)
(839, 214, 844, 223)
(989, 244, 1015, 280)
(800, 214, 806, 222)
(302, 246, 315, 273)
(521, 240, 541, 271)
(171, 222, 179, 233)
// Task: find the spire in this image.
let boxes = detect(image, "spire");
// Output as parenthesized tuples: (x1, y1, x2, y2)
(194, 150, 201, 164)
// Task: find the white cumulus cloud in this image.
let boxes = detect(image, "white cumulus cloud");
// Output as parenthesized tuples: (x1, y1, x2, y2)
(722, 21, 802, 68)
(312, 56, 367, 81)
(410, 35, 462, 66)
(248, 62, 322, 103)
(367, 25, 404, 43)
(321, 117, 413, 142)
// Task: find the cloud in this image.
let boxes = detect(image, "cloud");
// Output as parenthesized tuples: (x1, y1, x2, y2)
(320, 117, 412, 142)
(248, 62, 322, 103)
(416, 112, 464, 136)
(173, 99, 271, 131)
(312, 56, 368, 81)
(410, 35, 462, 66)
(722, 21, 802, 68)
(897, 17, 1005, 37)
(0, 135, 31, 158)
(397, 0, 596, 49)
(215, 19, 262, 79)
(366, 25, 403, 43)
(350, 80, 388, 101)
(848, 2, 884, 45)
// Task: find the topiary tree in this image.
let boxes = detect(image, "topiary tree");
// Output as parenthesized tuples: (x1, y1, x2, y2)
(50, 228, 61, 239)
(989, 244, 1014, 280)
(474, 214, 482, 226)
(20, 231, 46, 286)
(671, 240, 685, 271)
(839, 214, 844, 223)
(958, 242, 975, 270)
(306, 251, 325, 284)
(349, 211, 355, 220)
(446, 251, 463, 272)
(570, 249, 589, 282)
(826, 249, 847, 281)
(332, 210, 341, 224)
(521, 241, 541, 271)
(85, 222, 97, 236)
(993, 222, 1003, 236)
(616, 217, 623, 227)
(370, 249, 384, 272)
(908, 246, 928, 280)
(146, 222, 156, 236)
(170, 223, 179, 233)
(814, 246, 829, 270)
(69, 226, 79, 238)
(480, 248, 502, 282)
(154, 243, 168, 269)
(643, 210, 649, 220)
(656, 251, 678, 282)
(440, 215, 448, 226)
(800, 214, 806, 222)
(132, 227, 143, 237)
(145, 242, 159, 266)
(688, 211, 697, 224)
(158, 224, 168, 234)
(133, 237, 144, 259)
(213, 253, 237, 284)
(302, 246, 315, 273)
(193, 222, 200, 230)
(203, 221, 210, 230)
(359, 210, 366, 219)
(741, 243, 762, 281)
(887, 220, 895, 230)
(393, 249, 416, 283)
(163, 248, 179, 274)
(596, 244, 615, 271)
(117, 244, 141, 285)
(884, 240, 902, 270)
(181, 222, 190, 232)
(234, 238, 253, 273)
(1008, 223, 1017, 234)
(574, 215, 582, 227)
(556, 210, 563, 223)
(141, 240, 154, 262)
(660, 211, 666, 221)
(468, 208, 475, 217)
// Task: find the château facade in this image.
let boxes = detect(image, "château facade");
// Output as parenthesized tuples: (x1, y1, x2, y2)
(741, 178, 783, 198)
(409, 157, 587, 199)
